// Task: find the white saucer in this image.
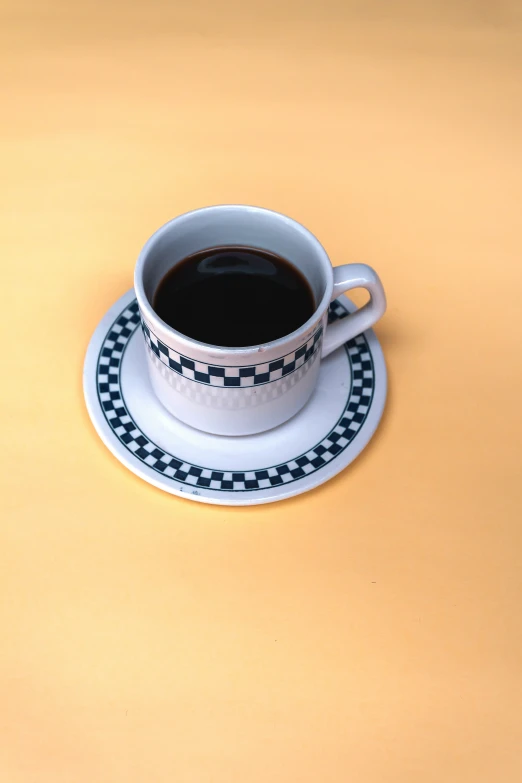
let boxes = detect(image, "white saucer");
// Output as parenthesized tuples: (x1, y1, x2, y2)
(83, 290, 387, 505)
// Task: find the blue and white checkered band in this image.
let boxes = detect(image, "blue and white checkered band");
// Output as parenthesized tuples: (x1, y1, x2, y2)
(96, 298, 376, 493)
(139, 320, 324, 387)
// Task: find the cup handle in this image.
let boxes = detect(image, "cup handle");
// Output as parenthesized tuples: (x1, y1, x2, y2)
(321, 264, 387, 358)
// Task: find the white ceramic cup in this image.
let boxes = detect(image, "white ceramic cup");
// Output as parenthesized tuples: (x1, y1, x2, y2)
(134, 205, 386, 436)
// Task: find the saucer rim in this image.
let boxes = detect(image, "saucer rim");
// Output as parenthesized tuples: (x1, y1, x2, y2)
(83, 290, 387, 506)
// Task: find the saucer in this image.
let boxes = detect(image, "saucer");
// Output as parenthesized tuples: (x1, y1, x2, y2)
(83, 290, 387, 505)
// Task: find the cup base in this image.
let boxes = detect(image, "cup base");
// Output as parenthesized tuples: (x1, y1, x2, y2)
(148, 350, 321, 436)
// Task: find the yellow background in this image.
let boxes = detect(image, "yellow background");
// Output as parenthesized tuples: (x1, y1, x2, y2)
(2, 1, 522, 780)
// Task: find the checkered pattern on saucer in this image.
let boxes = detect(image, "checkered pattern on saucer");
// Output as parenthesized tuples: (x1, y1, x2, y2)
(140, 320, 323, 388)
(96, 299, 375, 492)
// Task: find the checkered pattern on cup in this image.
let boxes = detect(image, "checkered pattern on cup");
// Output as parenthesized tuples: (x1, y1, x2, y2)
(140, 320, 323, 388)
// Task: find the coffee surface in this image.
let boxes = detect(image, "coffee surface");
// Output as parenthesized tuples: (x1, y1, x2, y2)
(152, 246, 315, 347)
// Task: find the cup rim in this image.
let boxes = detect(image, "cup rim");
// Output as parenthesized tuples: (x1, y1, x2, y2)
(134, 204, 334, 356)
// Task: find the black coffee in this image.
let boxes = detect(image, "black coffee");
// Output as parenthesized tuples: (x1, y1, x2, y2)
(152, 246, 315, 347)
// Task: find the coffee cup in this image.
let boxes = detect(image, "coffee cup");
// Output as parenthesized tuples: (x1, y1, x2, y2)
(134, 205, 386, 436)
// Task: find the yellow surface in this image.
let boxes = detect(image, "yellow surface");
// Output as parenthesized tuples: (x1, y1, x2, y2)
(2, 1, 522, 781)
